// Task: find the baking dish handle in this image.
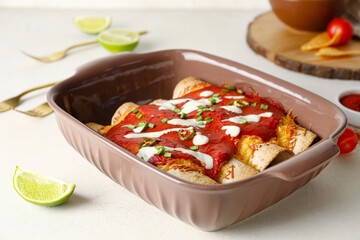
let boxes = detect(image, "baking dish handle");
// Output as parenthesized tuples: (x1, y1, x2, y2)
(266, 139, 339, 181)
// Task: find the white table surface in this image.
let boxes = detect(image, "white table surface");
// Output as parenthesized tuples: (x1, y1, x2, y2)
(1, 7, 360, 240)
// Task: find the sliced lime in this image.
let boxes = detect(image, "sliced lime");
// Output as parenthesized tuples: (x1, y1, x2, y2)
(73, 16, 112, 34)
(98, 28, 140, 53)
(13, 166, 75, 206)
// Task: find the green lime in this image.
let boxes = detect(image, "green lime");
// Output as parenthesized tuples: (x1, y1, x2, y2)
(73, 16, 112, 34)
(13, 166, 75, 206)
(98, 28, 140, 53)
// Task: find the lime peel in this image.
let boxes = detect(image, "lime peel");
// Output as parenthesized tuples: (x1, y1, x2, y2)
(73, 16, 112, 34)
(13, 166, 75, 206)
(98, 28, 140, 53)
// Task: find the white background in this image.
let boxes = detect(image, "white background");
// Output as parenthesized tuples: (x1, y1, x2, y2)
(1, 2, 360, 240)
(1, 0, 270, 9)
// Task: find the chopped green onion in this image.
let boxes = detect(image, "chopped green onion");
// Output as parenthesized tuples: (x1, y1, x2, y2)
(161, 118, 168, 123)
(205, 117, 213, 123)
(174, 108, 181, 113)
(138, 137, 157, 148)
(180, 112, 188, 119)
(136, 113, 143, 119)
(197, 111, 203, 116)
(138, 121, 148, 127)
(131, 109, 139, 113)
(213, 94, 220, 98)
(239, 119, 248, 124)
(237, 89, 244, 94)
(155, 146, 165, 155)
(127, 124, 135, 130)
(197, 105, 204, 109)
(225, 85, 236, 90)
(148, 123, 155, 128)
(208, 97, 216, 104)
(222, 89, 228, 93)
(164, 152, 172, 158)
(260, 104, 269, 110)
(137, 122, 149, 132)
(203, 108, 215, 112)
(196, 116, 203, 122)
(251, 103, 257, 107)
(198, 122, 205, 126)
(190, 146, 199, 151)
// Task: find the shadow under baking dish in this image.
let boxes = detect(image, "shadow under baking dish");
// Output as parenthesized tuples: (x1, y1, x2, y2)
(47, 49, 346, 231)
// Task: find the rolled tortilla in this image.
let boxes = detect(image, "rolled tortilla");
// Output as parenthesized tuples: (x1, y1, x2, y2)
(106, 101, 293, 183)
(174, 77, 317, 156)
(276, 115, 317, 155)
(217, 158, 259, 184)
(235, 135, 294, 172)
(166, 169, 217, 184)
(173, 77, 210, 99)
(112, 102, 139, 125)
(86, 119, 218, 185)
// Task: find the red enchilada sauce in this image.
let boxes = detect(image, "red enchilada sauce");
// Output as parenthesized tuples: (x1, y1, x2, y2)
(104, 84, 285, 180)
(340, 94, 360, 112)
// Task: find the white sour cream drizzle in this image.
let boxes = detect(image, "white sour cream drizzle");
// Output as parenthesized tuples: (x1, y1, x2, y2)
(223, 112, 273, 124)
(193, 132, 209, 145)
(199, 90, 214, 97)
(133, 125, 147, 133)
(137, 146, 213, 169)
(224, 96, 245, 99)
(167, 119, 206, 127)
(220, 105, 243, 114)
(125, 127, 193, 138)
(181, 99, 212, 114)
(221, 126, 241, 137)
(155, 97, 222, 114)
(155, 98, 191, 111)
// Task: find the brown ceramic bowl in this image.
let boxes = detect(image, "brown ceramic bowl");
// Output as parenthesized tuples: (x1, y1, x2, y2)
(270, 0, 350, 31)
(47, 49, 346, 231)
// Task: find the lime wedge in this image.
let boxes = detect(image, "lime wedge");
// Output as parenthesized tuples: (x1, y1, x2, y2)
(73, 16, 111, 34)
(13, 166, 75, 206)
(98, 28, 140, 53)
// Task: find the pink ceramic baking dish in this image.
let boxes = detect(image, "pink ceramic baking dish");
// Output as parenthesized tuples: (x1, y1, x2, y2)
(47, 49, 346, 231)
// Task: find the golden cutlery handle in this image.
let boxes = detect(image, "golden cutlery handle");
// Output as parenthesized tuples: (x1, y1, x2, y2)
(65, 40, 99, 51)
(64, 30, 148, 52)
(18, 81, 60, 98)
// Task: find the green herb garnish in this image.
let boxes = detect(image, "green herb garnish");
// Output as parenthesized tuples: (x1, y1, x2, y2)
(190, 146, 199, 151)
(180, 112, 188, 119)
(260, 104, 269, 110)
(225, 85, 236, 90)
(136, 113, 143, 119)
(164, 152, 172, 158)
(205, 117, 213, 123)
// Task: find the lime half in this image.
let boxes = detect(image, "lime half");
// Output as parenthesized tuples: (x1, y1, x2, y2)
(73, 16, 112, 34)
(98, 28, 140, 53)
(13, 166, 75, 206)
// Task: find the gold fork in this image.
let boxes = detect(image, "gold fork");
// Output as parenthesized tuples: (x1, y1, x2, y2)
(21, 30, 148, 63)
(21, 40, 98, 63)
(13, 102, 53, 118)
(0, 81, 59, 113)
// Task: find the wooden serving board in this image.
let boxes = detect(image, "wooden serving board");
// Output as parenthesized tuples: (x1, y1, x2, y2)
(247, 11, 360, 80)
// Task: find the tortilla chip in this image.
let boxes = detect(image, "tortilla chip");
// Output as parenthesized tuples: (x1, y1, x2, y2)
(316, 47, 360, 57)
(301, 31, 341, 51)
